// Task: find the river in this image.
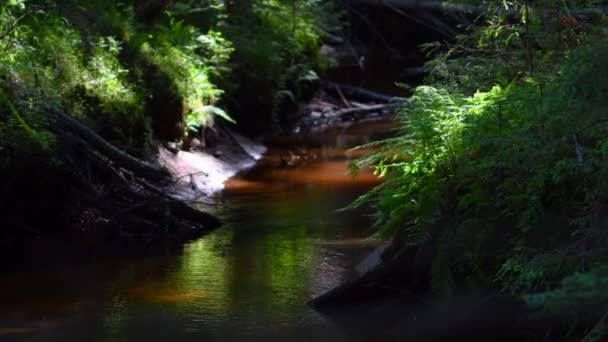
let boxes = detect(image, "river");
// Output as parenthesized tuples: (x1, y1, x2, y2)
(0, 119, 395, 341)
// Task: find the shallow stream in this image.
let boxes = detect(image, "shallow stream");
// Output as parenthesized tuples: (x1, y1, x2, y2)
(0, 119, 395, 341)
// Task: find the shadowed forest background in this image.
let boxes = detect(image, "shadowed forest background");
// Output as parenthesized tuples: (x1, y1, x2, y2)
(1, 0, 608, 341)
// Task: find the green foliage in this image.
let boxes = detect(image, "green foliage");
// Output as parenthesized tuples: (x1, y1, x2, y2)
(0, 0, 341, 170)
(1, 0, 245, 153)
(186, 105, 234, 133)
(141, 15, 234, 128)
(496, 250, 571, 294)
(0, 0, 56, 160)
(0, 89, 54, 157)
(525, 265, 608, 315)
(224, 0, 336, 72)
(0, 2, 154, 151)
(1, 0, 335, 158)
(350, 1, 608, 333)
(219, 0, 338, 123)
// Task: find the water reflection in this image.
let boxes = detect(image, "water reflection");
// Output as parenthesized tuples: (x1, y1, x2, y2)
(0, 119, 393, 341)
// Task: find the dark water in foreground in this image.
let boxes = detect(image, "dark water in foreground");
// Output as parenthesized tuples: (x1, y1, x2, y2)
(0, 120, 394, 341)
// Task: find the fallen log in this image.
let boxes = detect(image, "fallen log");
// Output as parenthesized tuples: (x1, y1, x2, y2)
(325, 83, 408, 104)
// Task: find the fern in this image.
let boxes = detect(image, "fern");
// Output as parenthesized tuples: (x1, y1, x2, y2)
(347, 4, 608, 333)
(186, 105, 235, 132)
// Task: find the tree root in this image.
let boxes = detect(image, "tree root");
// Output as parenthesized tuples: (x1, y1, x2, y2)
(4, 99, 222, 247)
(41, 103, 167, 181)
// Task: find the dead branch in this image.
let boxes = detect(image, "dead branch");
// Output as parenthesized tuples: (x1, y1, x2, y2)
(335, 84, 352, 108)
(326, 82, 408, 104)
(326, 102, 405, 118)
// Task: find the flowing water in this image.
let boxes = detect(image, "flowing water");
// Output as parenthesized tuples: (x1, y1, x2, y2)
(0, 119, 396, 342)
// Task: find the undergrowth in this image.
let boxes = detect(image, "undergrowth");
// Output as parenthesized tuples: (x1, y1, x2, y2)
(1, 0, 337, 155)
(349, 0, 608, 338)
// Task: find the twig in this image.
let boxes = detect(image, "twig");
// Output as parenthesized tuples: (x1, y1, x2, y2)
(524, 0, 534, 74)
(345, 40, 365, 70)
(337, 0, 400, 55)
(381, 0, 455, 38)
(349, 101, 372, 109)
(315, 101, 340, 109)
(334, 84, 352, 108)
(582, 311, 608, 342)
(0, 8, 41, 43)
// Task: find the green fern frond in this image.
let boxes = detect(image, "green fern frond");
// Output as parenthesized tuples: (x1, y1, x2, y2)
(187, 105, 235, 132)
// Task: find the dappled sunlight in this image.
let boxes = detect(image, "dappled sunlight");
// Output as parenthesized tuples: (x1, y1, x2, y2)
(4, 0, 605, 338)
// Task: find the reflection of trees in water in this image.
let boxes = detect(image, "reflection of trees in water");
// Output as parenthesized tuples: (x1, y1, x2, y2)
(225, 222, 317, 308)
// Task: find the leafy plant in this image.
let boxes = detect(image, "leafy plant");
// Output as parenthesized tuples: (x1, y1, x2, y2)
(186, 105, 234, 133)
(141, 15, 234, 130)
(349, 2, 608, 336)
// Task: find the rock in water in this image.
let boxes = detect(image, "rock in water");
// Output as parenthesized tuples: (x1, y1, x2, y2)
(356, 244, 390, 274)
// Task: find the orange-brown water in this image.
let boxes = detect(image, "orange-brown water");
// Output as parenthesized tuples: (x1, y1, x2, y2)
(0, 119, 395, 341)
